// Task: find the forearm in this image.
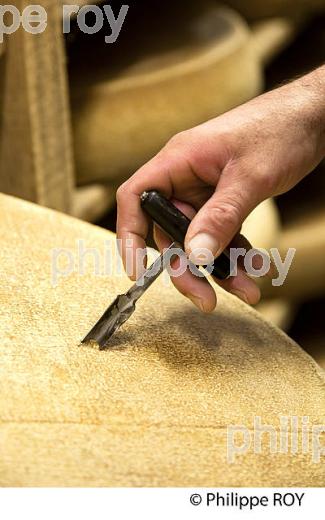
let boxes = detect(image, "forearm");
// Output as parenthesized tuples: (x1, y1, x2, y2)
(222, 64, 325, 195)
(297, 64, 325, 159)
(272, 64, 325, 163)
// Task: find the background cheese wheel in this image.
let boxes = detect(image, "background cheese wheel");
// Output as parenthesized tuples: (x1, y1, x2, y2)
(242, 199, 280, 249)
(241, 199, 295, 330)
(262, 208, 325, 302)
(0, 193, 324, 487)
(241, 199, 295, 332)
(70, 4, 263, 185)
(223, 0, 325, 20)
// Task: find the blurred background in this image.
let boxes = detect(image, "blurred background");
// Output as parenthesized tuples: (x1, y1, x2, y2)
(0, 0, 324, 365)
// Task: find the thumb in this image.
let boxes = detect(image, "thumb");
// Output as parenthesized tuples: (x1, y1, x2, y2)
(185, 183, 261, 263)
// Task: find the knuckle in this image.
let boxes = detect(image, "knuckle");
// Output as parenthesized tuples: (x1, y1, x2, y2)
(116, 182, 129, 204)
(209, 200, 242, 232)
(166, 130, 189, 149)
(234, 159, 275, 199)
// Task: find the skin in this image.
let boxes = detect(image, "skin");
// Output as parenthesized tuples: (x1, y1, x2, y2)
(116, 65, 325, 312)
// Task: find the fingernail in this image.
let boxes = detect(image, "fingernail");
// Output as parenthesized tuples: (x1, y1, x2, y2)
(186, 294, 205, 312)
(188, 233, 220, 265)
(129, 257, 146, 281)
(230, 289, 249, 304)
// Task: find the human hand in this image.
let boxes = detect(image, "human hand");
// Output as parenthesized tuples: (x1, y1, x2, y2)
(116, 66, 325, 311)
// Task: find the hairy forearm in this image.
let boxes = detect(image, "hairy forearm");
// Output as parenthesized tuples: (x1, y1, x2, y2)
(281, 65, 325, 160)
(298, 65, 325, 157)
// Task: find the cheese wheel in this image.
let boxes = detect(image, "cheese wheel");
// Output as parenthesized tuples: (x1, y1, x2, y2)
(262, 208, 325, 301)
(0, 193, 324, 486)
(224, 0, 325, 20)
(71, 4, 262, 185)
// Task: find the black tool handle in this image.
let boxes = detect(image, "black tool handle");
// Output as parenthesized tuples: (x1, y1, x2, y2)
(140, 190, 231, 280)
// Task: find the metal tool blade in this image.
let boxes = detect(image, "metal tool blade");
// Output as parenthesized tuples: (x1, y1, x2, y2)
(82, 242, 178, 349)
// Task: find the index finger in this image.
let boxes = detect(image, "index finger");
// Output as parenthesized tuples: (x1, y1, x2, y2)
(116, 154, 174, 281)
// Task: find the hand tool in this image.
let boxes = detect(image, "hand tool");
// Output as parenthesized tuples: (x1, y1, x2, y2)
(82, 190, 231, 348)
(140, 190, 231, 280)
(82, 241, 178, 349)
